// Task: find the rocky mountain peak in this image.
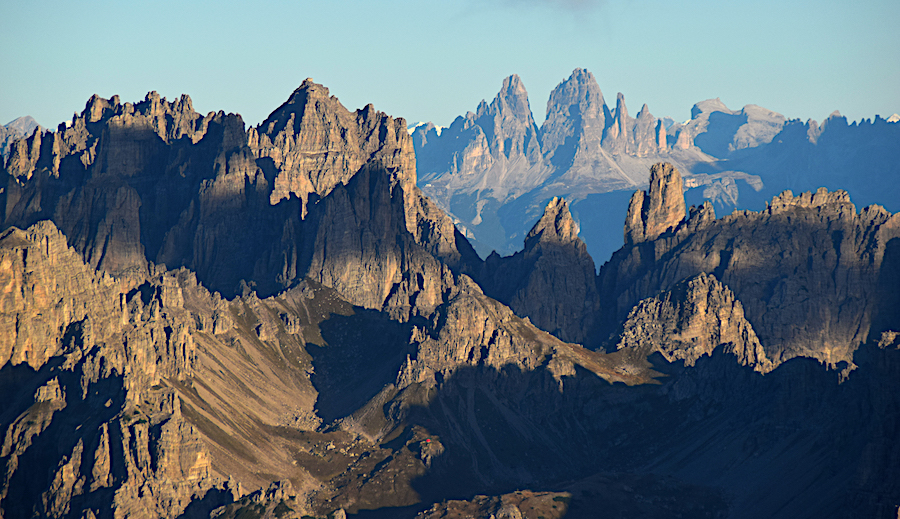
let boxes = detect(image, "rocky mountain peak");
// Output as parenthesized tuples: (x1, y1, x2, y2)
(616, 272, 774, 372)
(257, 79, 333, 136)
(543, 68, 607, 124)
(250, 79, 416, 209)
(603, 92, 631, 153)
(690, 98, 730, 119)
(0, 116, 41, 160)
(637, 103, 650, 118)
(624, 162, 687, 244)
(541, 68, 610, 167)
(492, 74, 533, 122)
(501, 74, 527, 96)
(525, 196, 580, 247)
(4, 115, 39, 135)
(767, 187, 856, 214)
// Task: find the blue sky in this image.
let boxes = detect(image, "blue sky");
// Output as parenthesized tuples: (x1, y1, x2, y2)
(1, 0, 898, 130)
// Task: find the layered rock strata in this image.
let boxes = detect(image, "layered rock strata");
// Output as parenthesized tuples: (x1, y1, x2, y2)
(1, 84, 476, 304)
(475, 197, 600, 344)
(602, 164, 900, 367)
(624, 162, 687, 244)
(616, 273, 774, 372)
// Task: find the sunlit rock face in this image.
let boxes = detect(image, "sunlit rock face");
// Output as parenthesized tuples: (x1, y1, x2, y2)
(3, 81, 900, 519)
(602, 164, 900, 368)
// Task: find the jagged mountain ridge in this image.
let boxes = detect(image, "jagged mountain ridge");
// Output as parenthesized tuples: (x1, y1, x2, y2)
(0, 84, 648, 518)
(414, 69, 900, 264)
(0, 116, 40, 160)
(0, 82, 476, 306)
(1, 82, 899, 518)
(0, 218, 644, 518)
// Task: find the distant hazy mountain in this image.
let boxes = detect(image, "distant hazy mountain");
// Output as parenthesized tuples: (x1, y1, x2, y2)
(2, 83, 899, 519)
(414, 70, 900, 265)
(0, 116, 40, 159)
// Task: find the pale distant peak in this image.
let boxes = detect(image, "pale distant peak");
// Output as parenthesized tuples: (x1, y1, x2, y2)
(408, 121, 443, 136)
(887, 114, 900, 123)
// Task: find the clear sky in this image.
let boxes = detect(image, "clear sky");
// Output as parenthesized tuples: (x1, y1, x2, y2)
(1, 0, 898, 130)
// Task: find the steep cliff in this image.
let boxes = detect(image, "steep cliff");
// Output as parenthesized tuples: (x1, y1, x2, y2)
(616, 272, 774, 372)
(0, 116, 40, 160)
(4, 84, 900, 519)
(415, 68, 716, 260)
(475, 197, 600, 344)
(0, 221, 231, 519)
(412, 75, 549, 252)
(1, 84, 476, 302)
(602, 164, 900, 367)
(623, 162, 687, 244)
(0, 219, 649, 518)
(249, 79, 416, 212)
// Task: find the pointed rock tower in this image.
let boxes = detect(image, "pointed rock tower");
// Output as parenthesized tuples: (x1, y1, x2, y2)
(624, 163, 687, 244)
(479, 197, 600, 344)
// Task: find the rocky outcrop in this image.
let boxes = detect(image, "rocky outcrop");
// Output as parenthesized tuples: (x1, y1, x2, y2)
(0, 217, 646, 518)
(5, 82, 900, 519)
(414, 68, 712, 260)
(604, 168, 900, 368)
(0, 221, 230, 519)
(300, 162, 464, 318)
(616, 273, 774, 372)
(541, 68, 610, 169)
(624, 162, 687, 244)
(669, 99, 786, 156)
(632, 104, 667, 156)
(475, 197, 600, 344)
(249, 79, 416, 213)
(412, 75, 549, 251)
(1, 85, 475, 303)
(0, 116, 40, 160)
(602, 92, 631, 154)
(1, 91, 234, 277)
(416, 490, 570, 519)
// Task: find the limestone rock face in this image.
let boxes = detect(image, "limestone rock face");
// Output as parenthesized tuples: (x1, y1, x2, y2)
(632, 104, 665, 156)
(1, 86, 473, 303)
(416, 74, 545, 197)
(616, 273, 774, 372)
(603, 92, 631, 154)
(413, 75, 549, 251)
(249, 79, 416, 213)
(541, 68, 610, 169)
(669, 99, 787, 156)
(399, 278, 553, 388)
(1, 91, 234, 276)
(0, 218, 634, 519)
(604, 172, 900, 367)
(300, 162, 463, 318)
(624, 162, 687, 244)
(414, 68, 709, 260)
(0, 116, 40, 160)
(475, 197, 600, 344)
(0, 221, 227, 519)
(0, 222, 122, 367)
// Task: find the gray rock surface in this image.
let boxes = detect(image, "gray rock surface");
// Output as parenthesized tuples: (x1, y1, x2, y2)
(1, 84, 476, 305)
(3, 84, 900, 519)
(414, 68, 716, 260)
(603, 167, 900, 367)
(616, 272, 774, 372)
(0, 116, 40, 159)
(475, 197, 600, 344)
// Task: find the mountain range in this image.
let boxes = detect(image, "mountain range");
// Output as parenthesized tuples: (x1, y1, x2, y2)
(413, 69, 900, 263)
(1, 79, 899, 518)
